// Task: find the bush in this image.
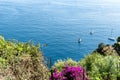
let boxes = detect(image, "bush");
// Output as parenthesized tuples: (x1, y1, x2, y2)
(79, 53, 119, 80)
(96, 43, 105, 54)
(91, 56, 118, 80)
(0, 35, 49, 80)
(53, 58, 78, 71)
(113, 43, 120, 55)
(78, 52, 103, 71)
(50, 65, 89, 80)
(117, 36, 120, 42)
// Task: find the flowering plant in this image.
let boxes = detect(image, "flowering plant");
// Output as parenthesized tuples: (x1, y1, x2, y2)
(50, 65, 89, 80)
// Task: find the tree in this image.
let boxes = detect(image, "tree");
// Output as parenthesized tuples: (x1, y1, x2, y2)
(97, 43, 105, 54)
(117, 36, 120, 42)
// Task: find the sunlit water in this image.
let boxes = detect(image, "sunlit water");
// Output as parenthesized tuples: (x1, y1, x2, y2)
(0, 0, 120, 65)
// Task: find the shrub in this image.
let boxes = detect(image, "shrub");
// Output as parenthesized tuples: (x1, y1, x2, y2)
(96, 43, 105, 54)
(113, 43, 120, 55)
(90, 56, 118, 80)
(50, 65, 89, 80)
(117, 36, 120, 42)
(53, 58, 78, 71)
(78, 53, 119, 80)
(0, 35, 49, 80)
(78, 52, 103, 71)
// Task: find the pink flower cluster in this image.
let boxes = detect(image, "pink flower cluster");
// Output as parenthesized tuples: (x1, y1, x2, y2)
(50, 65, 89, 80)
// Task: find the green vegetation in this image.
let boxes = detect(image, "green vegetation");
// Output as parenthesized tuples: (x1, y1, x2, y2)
(113, 36, 120, 55)
(53, 58, 78, 71)
(79, 53, 119, 80)
(0, 36, 49, 80)
(1, 35, 120, 80)
(52, 36, 120, 80)
(52, 53, 119, 80)
(96, 42, 118, 56)
(117, 36, 120, 42)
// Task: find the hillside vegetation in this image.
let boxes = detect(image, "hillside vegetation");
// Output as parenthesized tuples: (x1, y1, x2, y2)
(52, 36, 120, 80)
(0, 36, 49, 80)
(1, 35, 120, 80)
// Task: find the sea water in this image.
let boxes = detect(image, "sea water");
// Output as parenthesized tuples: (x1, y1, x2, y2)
(0, 0, 120, 65)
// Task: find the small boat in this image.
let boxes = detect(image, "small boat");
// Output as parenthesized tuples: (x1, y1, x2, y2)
(108, 37, 115, 41)
(78, 38, 82, 43)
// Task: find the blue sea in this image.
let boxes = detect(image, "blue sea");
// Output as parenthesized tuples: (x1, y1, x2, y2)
(0, 0, 120, 64)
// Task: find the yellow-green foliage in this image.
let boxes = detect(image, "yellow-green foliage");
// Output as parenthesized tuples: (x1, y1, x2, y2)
(0, 36, 49, 80)
(53, 52, 119, 80)
(53, 58, 78, 71)
(78, 52, 103, 71)
(78, 52, 119, 80)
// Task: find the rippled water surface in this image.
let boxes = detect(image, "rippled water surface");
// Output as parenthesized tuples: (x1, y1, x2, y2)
(0, 0, 120, 64)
